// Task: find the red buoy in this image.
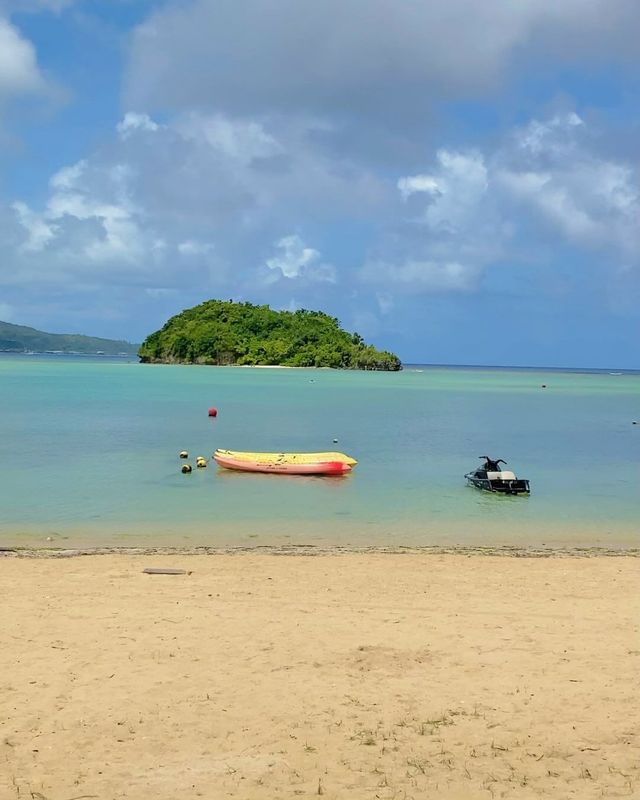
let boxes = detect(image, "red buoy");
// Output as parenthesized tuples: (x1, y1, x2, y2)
(208, 407, 218, 417)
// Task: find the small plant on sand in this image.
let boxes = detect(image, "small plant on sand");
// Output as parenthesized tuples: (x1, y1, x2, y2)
(406, 757, 429, 775)
(350, 728, 377, 746)
(420, 714, 453, 735)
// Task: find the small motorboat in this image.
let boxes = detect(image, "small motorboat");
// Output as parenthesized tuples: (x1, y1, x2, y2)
(465, 456, 530, 495)
(213, 449, 357, 475)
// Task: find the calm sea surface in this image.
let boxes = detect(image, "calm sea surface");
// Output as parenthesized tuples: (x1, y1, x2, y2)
(1, 355, 638, 549)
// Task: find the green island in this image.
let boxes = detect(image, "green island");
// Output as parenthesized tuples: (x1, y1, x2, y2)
(139, 300, 402, 370)
(0, 320, 138, 356)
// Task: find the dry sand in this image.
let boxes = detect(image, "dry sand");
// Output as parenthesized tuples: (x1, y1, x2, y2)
(1, 551, 639, 799)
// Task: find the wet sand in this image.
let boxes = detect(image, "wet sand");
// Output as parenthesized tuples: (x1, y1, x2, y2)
(1, 551, 639, 799)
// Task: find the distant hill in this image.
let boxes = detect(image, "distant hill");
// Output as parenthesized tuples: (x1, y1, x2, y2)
(0, 321, 138, 355)
(139, 300, 402, 370)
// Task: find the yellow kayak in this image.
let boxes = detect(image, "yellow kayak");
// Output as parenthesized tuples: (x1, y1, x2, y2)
(214, 449, 357, 475)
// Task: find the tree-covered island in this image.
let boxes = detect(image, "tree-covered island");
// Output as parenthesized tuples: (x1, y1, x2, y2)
(139, 300, 402, 370)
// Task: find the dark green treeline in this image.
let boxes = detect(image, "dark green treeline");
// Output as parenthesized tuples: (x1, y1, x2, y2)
(139, 300, 402, 371)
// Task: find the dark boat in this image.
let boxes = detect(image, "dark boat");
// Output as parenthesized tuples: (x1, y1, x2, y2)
(465, 456, 530, 495)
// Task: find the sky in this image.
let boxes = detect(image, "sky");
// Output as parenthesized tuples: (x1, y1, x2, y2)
(0, 0, 639, 367)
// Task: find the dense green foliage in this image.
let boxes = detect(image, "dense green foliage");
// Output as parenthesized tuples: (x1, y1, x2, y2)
(0, 320, 138, 355)
(139, 300, 402, 370)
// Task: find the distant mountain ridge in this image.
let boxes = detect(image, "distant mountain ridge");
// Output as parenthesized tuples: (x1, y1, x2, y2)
(0, 320, 138, 355)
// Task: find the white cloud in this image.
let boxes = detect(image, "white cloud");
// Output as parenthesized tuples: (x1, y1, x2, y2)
(4, 110, 367, 299)
(397, 175, 440, 201)
(49, 160, 87, 191)
(422, 151, 489, 233)
(44, 160, 144, 264)
(12, 201, 57, 251)
(497, 114, 640, 256)
(267, 235, 319, 278)
(117, 112, 161, 140)
(11, 156, 152, 275)
(499, 170, 602, 242)
(3, 103, 638, 341)
(178, 239, 214, 256)
(177, 113, 283, 165)
(0, 18, 44, 98)
(363, 149, 499, 293)
(363, 112, 640, 295)
(363, 260, 479, 292)
(517, 112, 584, 156)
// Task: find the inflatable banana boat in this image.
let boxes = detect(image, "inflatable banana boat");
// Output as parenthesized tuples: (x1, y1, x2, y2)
(213, 449, 357, 475)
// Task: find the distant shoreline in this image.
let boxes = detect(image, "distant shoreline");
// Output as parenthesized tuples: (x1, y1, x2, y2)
(0, 350, 136, 357)
(2, 351, 637, 373)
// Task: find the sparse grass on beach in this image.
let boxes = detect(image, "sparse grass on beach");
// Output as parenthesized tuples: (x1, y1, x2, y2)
(1, 552, 638, 799)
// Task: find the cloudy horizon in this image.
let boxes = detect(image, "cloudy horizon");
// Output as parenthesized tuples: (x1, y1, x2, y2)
(1, 0, 638, 367)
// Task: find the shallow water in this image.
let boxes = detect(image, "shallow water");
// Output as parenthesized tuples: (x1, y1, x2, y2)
(1, 355, 638, 548)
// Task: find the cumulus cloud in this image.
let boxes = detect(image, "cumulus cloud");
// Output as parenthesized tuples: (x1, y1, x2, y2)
(176, 113, 283, 165)
(266, 235, 320, 279)
(178, 239, 214, 256)
(12, 201, 57, 251)
(0, 17, 44, 99)
(0, 1, 636, 363)
(3, 109, 364, 304)
(362, 260, 479, 292)
(117, 112, 161, 140)
(12, 158, 151, 268)
(364, 149, 502, 292)
(2, 102, 638, 342)
(497, 113, 640, 257)
(418, 151, 489, 234)
(266, 235, 336, 282)
(362, 112, 640, 294)
(516, 112, 584, 156)
(0, 15, 65, 144)
(125, 0, 640, 132)
(397, 175, 439, 201)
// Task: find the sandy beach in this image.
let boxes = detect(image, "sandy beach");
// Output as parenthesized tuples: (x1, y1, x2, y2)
(1, 551, 638, 799)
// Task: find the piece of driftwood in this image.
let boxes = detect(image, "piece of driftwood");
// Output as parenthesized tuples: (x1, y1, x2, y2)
(142, 567, 189, 575)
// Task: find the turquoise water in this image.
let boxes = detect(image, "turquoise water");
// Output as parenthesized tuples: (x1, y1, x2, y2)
(1, 355, 638, 549)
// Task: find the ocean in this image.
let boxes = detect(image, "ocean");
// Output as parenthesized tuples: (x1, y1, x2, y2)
(1, 354, 638, 550)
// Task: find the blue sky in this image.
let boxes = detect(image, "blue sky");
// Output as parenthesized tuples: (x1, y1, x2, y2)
(0, 0, 638, 367)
